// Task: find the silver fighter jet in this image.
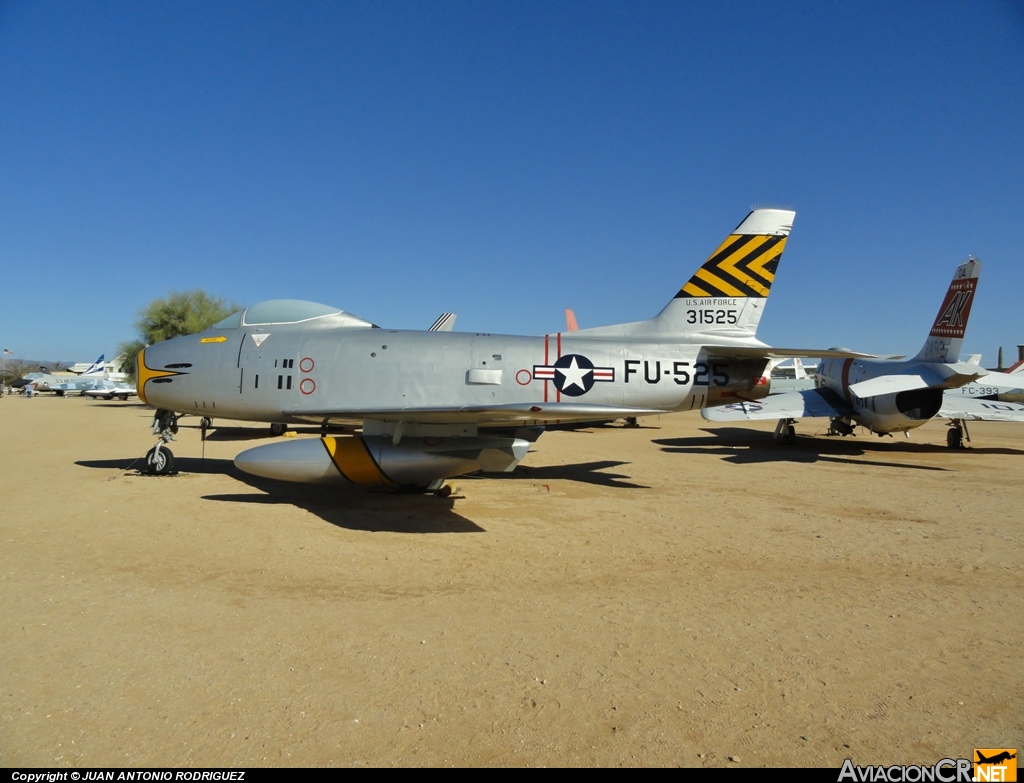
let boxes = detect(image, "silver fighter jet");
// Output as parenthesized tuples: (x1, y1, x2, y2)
(136, 208, 855, 488)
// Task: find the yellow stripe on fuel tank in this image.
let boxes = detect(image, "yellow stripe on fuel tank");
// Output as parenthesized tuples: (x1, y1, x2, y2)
(323, 437, 394, 486)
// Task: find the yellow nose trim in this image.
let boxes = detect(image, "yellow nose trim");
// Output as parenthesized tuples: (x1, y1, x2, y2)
(136, 349, 183, 406)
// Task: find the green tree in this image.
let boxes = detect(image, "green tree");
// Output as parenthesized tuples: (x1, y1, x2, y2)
(119, 290, 241, 380)
(1, 359, 33, 386)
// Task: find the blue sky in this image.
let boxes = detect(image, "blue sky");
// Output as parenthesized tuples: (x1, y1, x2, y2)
(2, 1, 1022, 365)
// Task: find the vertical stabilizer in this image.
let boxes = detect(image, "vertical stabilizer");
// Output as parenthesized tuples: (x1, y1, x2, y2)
(915, 259, 980, 363)
(565, 308, 579, 332)
(429, 313, 457, 332)
(652, 208, 794, 338)
(83, 354, 105, 375)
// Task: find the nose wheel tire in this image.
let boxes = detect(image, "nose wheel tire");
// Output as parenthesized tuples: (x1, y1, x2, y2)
(270, 422, 288, 436)
(145, 446, 175, 475)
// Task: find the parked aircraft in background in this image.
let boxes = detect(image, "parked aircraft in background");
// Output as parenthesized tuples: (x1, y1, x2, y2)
(766, 358, 817, 394)
(942, 359, 1024, 406)
(13, 355, 106, 393)
(83, 379, 138, 401)
(135, 208, 860, 483)
(703, 259, 1024, 447)
(49, 355, 109, 395)
(429, 312, 457, 332)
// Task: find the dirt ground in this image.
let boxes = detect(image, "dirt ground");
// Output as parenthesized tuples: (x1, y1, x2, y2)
(1, 395, 1021, 767)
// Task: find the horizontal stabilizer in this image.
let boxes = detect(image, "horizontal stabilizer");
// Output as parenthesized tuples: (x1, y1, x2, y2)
(847, 363, 990, 398)
(967, 370, 1024, 390)
(702, 388, 852, 422)
(846, 372, 946, 398)
(938, 397, 1024, 423)
(707, 346, 871, 361)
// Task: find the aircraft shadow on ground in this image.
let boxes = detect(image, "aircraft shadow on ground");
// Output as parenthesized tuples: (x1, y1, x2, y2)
(648, 428, 997, 471)
(465, 460, 649, 489)
(85, 401, 151, 409)
(76, 455, 484, 533)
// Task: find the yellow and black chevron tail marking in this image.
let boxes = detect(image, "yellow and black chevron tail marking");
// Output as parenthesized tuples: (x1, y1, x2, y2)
(675, 234, 787, 299)
(322, 437, 395, 486)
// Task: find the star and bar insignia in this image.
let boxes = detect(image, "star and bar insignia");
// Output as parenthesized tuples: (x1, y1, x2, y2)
(533, 353, 615, 397)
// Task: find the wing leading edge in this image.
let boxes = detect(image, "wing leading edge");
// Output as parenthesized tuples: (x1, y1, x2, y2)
(937, 397, 1024, 423)
(701, 388, 853, 422)
(283, 402, 669, 428)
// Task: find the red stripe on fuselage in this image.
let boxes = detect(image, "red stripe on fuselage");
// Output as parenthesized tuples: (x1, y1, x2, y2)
(544, 334, 549, 402)
(556, 332, 562, 402)
(841, 358, 855, 403)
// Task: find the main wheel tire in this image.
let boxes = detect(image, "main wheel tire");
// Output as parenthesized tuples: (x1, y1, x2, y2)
(145, 446, 174, 476)
(946, 428, 962, 449)
(270, 422, 287, 436)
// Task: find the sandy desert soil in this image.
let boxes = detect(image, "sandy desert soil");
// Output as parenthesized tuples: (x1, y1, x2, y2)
(1, 395, 1021, 767)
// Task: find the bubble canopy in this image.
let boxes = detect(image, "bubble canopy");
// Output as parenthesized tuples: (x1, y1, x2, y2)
(213, 300, 375, 329)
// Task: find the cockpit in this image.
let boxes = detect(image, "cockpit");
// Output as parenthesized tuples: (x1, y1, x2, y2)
(213, 299, 377, 329)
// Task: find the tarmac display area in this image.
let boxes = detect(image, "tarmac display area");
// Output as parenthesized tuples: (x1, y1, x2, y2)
(2, 398, 1021, 766)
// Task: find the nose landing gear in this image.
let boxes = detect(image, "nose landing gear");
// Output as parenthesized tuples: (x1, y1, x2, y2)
(144, 409, 179, 475)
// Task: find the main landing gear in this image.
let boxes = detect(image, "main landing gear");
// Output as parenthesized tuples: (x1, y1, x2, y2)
(145, 409, 179, 475)
(827, 417, 856, 437)
(946, 419, 969, 449)
(773, 418, 796, 444)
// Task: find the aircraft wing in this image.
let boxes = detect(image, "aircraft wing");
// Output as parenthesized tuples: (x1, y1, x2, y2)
(937, 397, 1024, 423)
(976, 369, 1024, 388)
(283, 402, 669, 428)
(701, 388, 853, 422)
(707, 346, 872, 360)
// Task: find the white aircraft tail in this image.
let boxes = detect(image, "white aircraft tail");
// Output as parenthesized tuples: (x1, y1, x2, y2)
(574, 208, 795, 341)
(914, 259, 980, 364)
(565, 308, 579, 332)
(82, 354, 105, 375)
(428, 313, 456, 332)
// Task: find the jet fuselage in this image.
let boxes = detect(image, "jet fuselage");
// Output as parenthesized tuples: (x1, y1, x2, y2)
(140, 318, 770, 427)
(817, 357, 946, 434)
